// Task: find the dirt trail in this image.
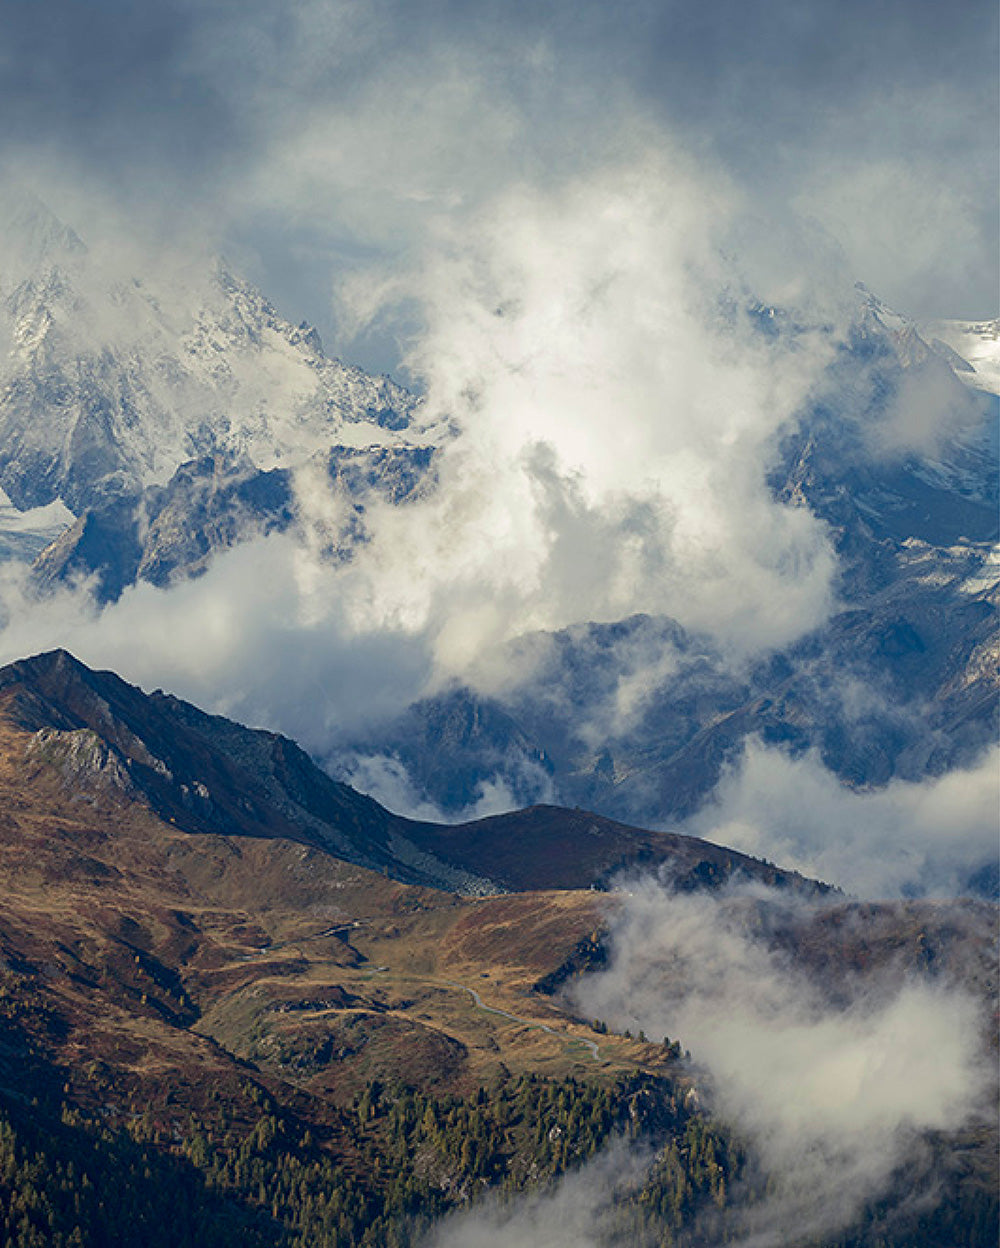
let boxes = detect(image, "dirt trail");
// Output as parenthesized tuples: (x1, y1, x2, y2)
(443, 980, 601, 1060)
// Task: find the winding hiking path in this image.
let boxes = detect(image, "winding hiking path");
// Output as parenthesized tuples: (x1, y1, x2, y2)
(442, 980, 601, 1060)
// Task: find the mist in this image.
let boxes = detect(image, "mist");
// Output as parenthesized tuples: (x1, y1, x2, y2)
(0, 136, 849, 747)
(425, 1141, 649, 1248)
(577, 881, 990, 1240)
(679, 738, 1000, 897)
(418, 876, 992, 1246)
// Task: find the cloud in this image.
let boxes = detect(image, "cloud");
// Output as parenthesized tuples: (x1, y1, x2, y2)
(3, 0, 993, 364)
(423, 877, 992, 1247)
(569, 879, 992, 1244)
(680, 738, 1000, 897)
(341, 152, 839, 658)
(0, 139, 844, 747)
(0, 10, 993, 1243)
(332, 751, 555, 822)
(0, 539, 434, 745)
(330, 754, 453, 822)
(791, 78, 998, 321)
(424, 1140, 648, 1248)
(191, 0, 1000, 332)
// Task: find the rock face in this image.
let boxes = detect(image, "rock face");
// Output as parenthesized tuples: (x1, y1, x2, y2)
(0, 192, 436, 591)
(32, 444, 436, 601)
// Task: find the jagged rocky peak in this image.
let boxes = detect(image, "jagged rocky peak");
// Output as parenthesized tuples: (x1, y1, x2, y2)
(0, 191, 427, 517)
(0, 648, 161, 751)
(29, 439, 439, 604)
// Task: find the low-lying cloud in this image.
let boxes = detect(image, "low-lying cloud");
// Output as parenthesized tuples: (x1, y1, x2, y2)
(567, 880, 991, 1245)
(680, 738, 1000, 897)
(326, 149, 842, 667)
(423, 878, 992, 1246)
(424, 1141, 649, 1248)
(0, 541, 434, 742)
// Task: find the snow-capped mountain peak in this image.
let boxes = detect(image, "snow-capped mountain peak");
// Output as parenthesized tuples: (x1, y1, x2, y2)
(0, 197, 428, 514)
(854, 283, 1000, 398)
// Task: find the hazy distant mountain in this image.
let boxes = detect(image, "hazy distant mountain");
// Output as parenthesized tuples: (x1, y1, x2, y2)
(32, 443, 436, 602)
(334, 298, 999, 861)
(0, 192, 440, 596)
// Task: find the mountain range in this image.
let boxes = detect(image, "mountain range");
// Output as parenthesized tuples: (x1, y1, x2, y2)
(1, 196, 996, 895)
(336, 311, 998, 872)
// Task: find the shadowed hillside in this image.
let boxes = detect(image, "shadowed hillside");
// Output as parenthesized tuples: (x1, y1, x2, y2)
(0, 648, 829, 897)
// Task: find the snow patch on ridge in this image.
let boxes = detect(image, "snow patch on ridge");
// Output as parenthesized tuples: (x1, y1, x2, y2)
(919, 318, 1000, 397)
(0, 487, 74, 562)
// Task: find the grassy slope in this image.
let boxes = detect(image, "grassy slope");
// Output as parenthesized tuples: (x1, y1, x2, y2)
(0, 709, 673, 1129)
(1, 675, 996, 1248)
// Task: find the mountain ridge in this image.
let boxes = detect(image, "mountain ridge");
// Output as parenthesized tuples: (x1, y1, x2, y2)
(3, 647, 833, 899)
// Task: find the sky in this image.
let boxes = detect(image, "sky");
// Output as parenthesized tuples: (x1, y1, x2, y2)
(1, 0, 996, 378)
